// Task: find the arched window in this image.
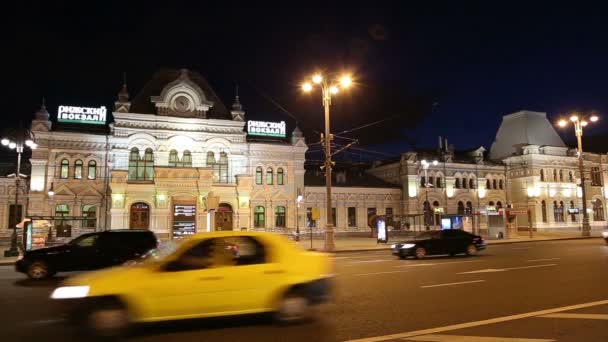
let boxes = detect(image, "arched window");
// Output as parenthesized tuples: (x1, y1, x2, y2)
(82, 205, 97, 228)
(429, 176, 434, 188)
(486, 179, 491, 189)
(559, 170, 564, 182)
(74, 160, 83, 179)
(219, 152, 229, 183)
(169, 150, 178, 167)
(433, 201, 441, 226)
(469, 178, 475, 189)
(436, 176, 442, 188)
(277, 168, 285, 185)
(455, 178, 460, 189)
(569, 171, 574, 182)
(499, 179, 504, 190)
(488, 201, 495, 206)
(423, 201, 432, 226)
(254, 206, 265, 227)
(593, 199, 605, 221)
(570, 200, 577, 222)
(206, 151, 215, 166)
(87, 160, 97, 180)
(558, 201, 565, 222)
(55, 204, 69, 229)
(493, 179, 497, 189)
(182, 150, 192, 167)
(60, 159, 69, 179)
(266, 167, 274, 185)
(420, 175, 426, 187)
(553, 201, 560, 222)
(541, 200, 547, 223)
(553, 169, 558, 182)
(275, 206, 286, 227)
(466, 201, 473, 215)
(462, 177, 468, 189)
(128, 148, 139, 180)
(457, 201, 465, 214)
(143, 148, 154, 180)
(540, 169, 545, 182)
(496, 201, 503, 209)
(255, 167, 263, 185)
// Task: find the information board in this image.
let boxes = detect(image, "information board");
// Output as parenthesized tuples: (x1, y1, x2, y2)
(173, 204, 196, 239)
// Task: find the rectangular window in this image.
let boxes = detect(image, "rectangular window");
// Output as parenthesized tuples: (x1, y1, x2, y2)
(8, 204, 22, 229)
(331, 207, 336, 227)
(82, 205, 97, 228)
(386, 207, 394, 227)
(591, 167, 602, 186)
(367, 208, 376, 227)
(306, 207, 316, 227)
(348, 207, 357, 227)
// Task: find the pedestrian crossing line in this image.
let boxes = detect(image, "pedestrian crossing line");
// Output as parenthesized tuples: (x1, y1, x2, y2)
(403, 334, 554, 341)
(539, 313, 608, 320)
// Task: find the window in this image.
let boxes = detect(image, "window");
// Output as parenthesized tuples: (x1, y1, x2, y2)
(169, 150, 178, 167)
(489, 201, 495, 206)
(420, 176, 426, 187)
(559, 201, 565, 222)
(541, 200, 547, 223)
(255, 167, 263, 185)
(367, 208, 377, 228)
(254, 206, 265, 228)
(469, 178, 475, 189)
(570, 201, 577, 222)
(221, 236, 266, 266)
(496, 201, 503, 209)
(436, 176, 442, 188)
(593, 199, 605, 221)
(386, 208, 394, 226)
(486, 179, 491, 190)
(457, 201, 465, 215)
(428, 176, 434, 188)
(465, 201, 473, 215)
(540, 169, 545, 182)
(275, 206, 286, 227)
(87, 160, 97, 180)
(206, 151, 215, 166)
(553, 201, 564, 223)
(455, 178, 460, 189)
(553, 169, 558, 182)
(423, 201, 432, 226)
(74, 160, 83, 179)
(559, 170, 564, 182)
(499, 179, 504, 190)
(462, 177, 468, 189)
(56, 204, 70, 229)
(128, 147, 154, 181)
(128, 148, 139, 180)
(144, 148, 154, 180)
(60, 159, 69, 179)
(591, 167, 602, 186)
(182, 150, 192, 167)
(277, 168, 285, 185)
(348, 207, 357, 227)
(218, 152, 229, 183)
(8, 204, 22, 229)
(492, 179, 497, 189)
(331, 207, 336, 227)
(266, 167, 273, 185)
(306, 208, 317, 227)
(569, 171, 574, 182)
(82, 205, 97, 228)
(433, 201, 441, 226)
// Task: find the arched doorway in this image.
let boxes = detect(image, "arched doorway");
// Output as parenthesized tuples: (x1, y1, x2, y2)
(215, 203, 233, 231)
(130, 202, 150, 229)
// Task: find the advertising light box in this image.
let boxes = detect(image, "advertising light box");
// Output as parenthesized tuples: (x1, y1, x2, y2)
(247, 120, 286, 137)
(172, 204, 196, 239)
(57, 105, 107, 125)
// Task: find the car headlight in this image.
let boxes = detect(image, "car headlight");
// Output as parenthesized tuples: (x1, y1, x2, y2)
(50, 286, 90, 299)
(400, 243, 416, 249)
(602, 231, 608, 238)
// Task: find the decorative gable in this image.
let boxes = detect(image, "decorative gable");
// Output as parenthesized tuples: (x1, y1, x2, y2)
(150, 69, 214, 118)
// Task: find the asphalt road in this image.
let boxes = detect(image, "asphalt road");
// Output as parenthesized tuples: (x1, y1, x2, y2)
(1, 239, 607, 342)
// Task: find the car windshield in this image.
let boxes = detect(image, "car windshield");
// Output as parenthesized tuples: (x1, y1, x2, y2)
(415, 231, 441, 239)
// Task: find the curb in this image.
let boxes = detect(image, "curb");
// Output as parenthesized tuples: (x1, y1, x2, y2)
(0, 261, 15, 266)
(329, 236, 602, 254)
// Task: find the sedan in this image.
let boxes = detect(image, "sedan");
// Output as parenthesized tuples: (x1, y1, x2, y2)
(50, 231, 334, 337)
(392, 229, 486, 259)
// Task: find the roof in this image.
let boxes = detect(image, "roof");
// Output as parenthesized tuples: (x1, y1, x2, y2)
(490, 110, 566, 160)
(304, 164, 400, 189)
(130, 68, 231, 120)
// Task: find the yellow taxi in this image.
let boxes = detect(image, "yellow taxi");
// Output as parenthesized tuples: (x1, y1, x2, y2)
(50, 231, 334, 336)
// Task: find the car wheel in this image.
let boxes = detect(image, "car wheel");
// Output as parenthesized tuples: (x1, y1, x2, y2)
(415, 247, 426, 259)
(276, 291, 310, 323)
(85, 301, 130, 338)
(465, 244, 478, 256)
(27, 261, 51, 279)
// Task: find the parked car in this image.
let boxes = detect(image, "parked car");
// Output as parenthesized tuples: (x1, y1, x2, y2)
(50, 231, 334, 337)
(391, 229, 486, 259)
(16, 229, 158, 279)
(603, 230, 608, 245)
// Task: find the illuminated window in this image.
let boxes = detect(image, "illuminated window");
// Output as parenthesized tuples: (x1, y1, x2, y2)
(169, 150, 178, 167)
(266, 167, 273, 185)
(593, 199, 605, 221)
(128, 147, 154, 181)
(88, 160, 97, 179)
(218, 152, 228, 183)
(255, 167, 263, 185)
(60, 159, 69, 179)
(182, 150, 192, 167)
(254, 206, 265, 227)
(277, 168, 285, 185)
(82, 205, 97, 228)
(275, 206, 286, 227)
(74, 160, 83, 179)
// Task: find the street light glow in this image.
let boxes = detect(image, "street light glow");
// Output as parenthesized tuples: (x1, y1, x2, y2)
(421, 159, 427, 165)
(432, 160, 438, 166)
(8, 142, 16, 149)
(25, 139, 33, 147)
(590, 115, 599, 122)
(558, 119, 567, 127)
(302, 82, 313, 92)
(581, 120, 589, 127)
(329, 86, 339, 94)
(312, 74, 323, 84)
(1, 138, 9, 146)
(570, 115, 579, 122)
(30, 143, 37, 150)
(339, 75, 352, 88)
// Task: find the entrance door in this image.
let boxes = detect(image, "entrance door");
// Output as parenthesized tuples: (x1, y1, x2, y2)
(215, 203, 233, 231)
(130, 202, 150, 229)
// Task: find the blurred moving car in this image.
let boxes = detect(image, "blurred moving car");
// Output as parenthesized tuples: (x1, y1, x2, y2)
(391, 229, 486, 259)
(50, 231, 334, 336)
(603, 230, 608, 245)
(16, 230, 158, 279)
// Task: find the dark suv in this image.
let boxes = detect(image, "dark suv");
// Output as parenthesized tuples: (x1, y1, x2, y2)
(16, 230, 158, 279)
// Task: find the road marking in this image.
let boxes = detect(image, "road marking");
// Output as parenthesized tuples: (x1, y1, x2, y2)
(539, 313, 608, 320)
(342, 299, 608, 342)
(512, 247, 532, 250)
(406, 334, 554, 341)
(352, 270, 410, 276)
(345, 259, 393, 265)
(396, 260, 482, 268)
(457, 264, 557, 274)
(526, 258, 560, 262)
(421, 280, 485, 288)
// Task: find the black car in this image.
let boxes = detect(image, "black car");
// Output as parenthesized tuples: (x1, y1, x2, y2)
(391, 229, 486, 259)
(16, 230, 158, 279)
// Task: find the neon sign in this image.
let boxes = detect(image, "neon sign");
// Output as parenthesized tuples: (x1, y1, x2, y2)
(247, 120, 286, 137)
(58, 106, 107, 125)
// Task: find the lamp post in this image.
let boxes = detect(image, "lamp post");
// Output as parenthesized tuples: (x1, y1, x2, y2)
(302, 72, 353, 251)
(295, 189, 303, 241)
(557, 113, 599, 237)
(420, 159, 438, 229)
(2, 128, 37, 257)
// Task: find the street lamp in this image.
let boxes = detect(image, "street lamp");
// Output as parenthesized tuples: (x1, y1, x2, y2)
(557, 113, 599, 237)
(295, 189, 303, 241)
(302, 72, 353, 251)
(2, 127, 37, 257)
(420, 159, 438, 229)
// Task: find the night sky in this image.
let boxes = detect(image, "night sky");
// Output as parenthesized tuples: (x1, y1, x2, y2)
(3, 1, 608, 161)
